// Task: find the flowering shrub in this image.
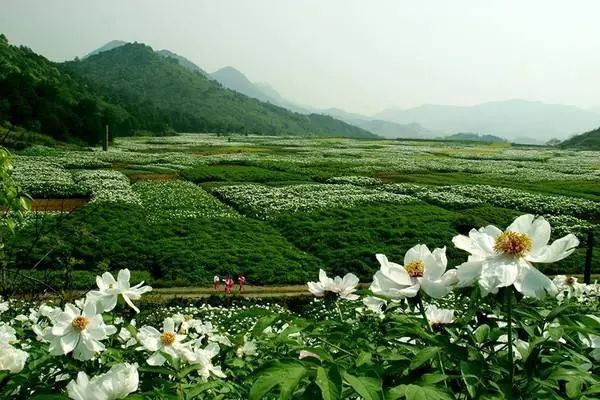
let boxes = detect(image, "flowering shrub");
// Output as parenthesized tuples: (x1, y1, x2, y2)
(0, 214, 598, 399)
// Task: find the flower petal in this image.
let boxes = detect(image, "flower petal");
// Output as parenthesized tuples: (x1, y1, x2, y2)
(527, 234, 579, 263)
(514, 264, 557, 298)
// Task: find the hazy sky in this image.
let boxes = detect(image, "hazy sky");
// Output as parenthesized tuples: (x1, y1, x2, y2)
(1, 0, 599, 114)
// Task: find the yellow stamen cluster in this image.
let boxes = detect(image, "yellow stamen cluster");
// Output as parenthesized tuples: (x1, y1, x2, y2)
(160, 331, 176, 346)
(494, 231, 532, 257)
(71, 316, 89, 331)
(405, 260, 425, 278)
(184, 315, 193, 321)
(564, 276, 575, 285)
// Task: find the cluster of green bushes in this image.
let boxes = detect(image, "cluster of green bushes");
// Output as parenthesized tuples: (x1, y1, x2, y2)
(182, 163, 310, 184)
(7, 203, 320, 289)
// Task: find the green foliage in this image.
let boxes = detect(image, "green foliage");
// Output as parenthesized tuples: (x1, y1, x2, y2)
(182, 163, 310, 184)
(0, 34, 136, 145)
(7, 203, 320, 288)
(561, 127, 600, 150)
(62, 43, 375, 138)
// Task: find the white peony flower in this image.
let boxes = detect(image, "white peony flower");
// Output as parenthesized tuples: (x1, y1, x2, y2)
(307, 269, 360, 300)
(236, 338, 257, 358)
(425, 305, 454, 327)
(137, 317, 187, 366)
(87, 269, 152, 313)
(44, 302, 117, 361)
(361, 296, 387, 315)
(180, 342, 225, 380)
(553, 275, 585, 302)
(66, 363, 139, 400)
(453, 214, 579, 297)
(0, 343, 28, 373)
(0, 299, 9, 314)
(370, 245, 457, 300)
(117, 327, 137, 348)
(0, 324, 17, 345)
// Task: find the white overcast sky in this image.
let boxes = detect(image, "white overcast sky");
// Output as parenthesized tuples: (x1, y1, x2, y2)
(1, 0, 599, 114)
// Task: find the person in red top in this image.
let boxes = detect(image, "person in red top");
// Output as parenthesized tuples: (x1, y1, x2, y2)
(238, 275, 246, 292)
(224, 278, 234, 294)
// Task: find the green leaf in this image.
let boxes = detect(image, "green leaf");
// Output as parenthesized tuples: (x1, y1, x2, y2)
(405, 384, 453, 400)
(409, 347, 440, 370)
(460, 361, 480, 398)
(343, 372, 383, 400)
(252, 314, 280, 336)
(356, 351, 373, 367)
(316, 366, 341, 400)
(249, 360, 307, 400)
(473, 324, 490, 344)
(566, 378, 583, 399)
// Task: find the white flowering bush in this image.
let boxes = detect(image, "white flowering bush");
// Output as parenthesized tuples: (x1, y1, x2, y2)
(0, 214, 598, 399)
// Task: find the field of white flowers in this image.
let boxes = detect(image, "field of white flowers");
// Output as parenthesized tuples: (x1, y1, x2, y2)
(0, 214, 599, 399)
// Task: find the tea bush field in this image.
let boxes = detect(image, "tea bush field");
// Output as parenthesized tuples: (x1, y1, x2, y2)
(6, 134, 600, 291)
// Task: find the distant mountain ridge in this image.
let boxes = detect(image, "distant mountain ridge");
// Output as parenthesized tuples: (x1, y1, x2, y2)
(81, 41, 600, 142)
(444, 132, 507, 143)
(375, 100, 600, 141)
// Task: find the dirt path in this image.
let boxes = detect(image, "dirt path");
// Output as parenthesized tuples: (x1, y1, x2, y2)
(31, 198, 87, 212)
(153, 284, 310, 299)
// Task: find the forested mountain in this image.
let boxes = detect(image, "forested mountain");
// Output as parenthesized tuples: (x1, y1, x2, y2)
(63, 43, 376, 138)
(560, 127, 600, 149)
(0, 34, 135, 144)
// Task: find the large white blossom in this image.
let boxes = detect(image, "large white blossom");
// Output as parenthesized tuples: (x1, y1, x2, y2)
(453, 214, 579, 297)
(370, 245, 457, 300)
(87, 269, 152, 313)
(67, 363, 139, 400)
(425, 305, 455, 327)
(307, 269, 360, 300)
(181, 342, 226, 380)
(44, 302, 116, 361)
(137, 317, 187, 366)
(0, 325, 28, 374)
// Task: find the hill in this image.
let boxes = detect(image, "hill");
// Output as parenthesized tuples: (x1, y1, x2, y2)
(210, 66, 307, 113)
(87, 41, 210, 77)
(156, 49, 210, 77)
(0, 34, 135, 144)
(444, 132, 507, 143)
(375, 100, 600, 141)
(64, 43, 376, 138)
(560, 127, 600, 149)
(84, 40, 127, 58)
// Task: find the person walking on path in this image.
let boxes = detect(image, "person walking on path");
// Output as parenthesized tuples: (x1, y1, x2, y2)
(238, 275, 246, 292)
(224, 277, 234, 294)
(213, 274, 220, 290)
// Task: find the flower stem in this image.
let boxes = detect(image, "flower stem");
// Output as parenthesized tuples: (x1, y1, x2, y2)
(416, 295, 447, 382)
(335, 300, 344, 321)
(505, 287, 514, 398)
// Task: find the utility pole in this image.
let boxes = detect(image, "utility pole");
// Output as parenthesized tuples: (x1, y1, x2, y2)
(103, 125, 109, 151)
(583, 229, 593, 284)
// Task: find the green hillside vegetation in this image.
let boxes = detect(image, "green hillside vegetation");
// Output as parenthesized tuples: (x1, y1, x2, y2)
(0, 34, 135, 144)
(63, 43, 376, 138)
(561, 127, 600, 149)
